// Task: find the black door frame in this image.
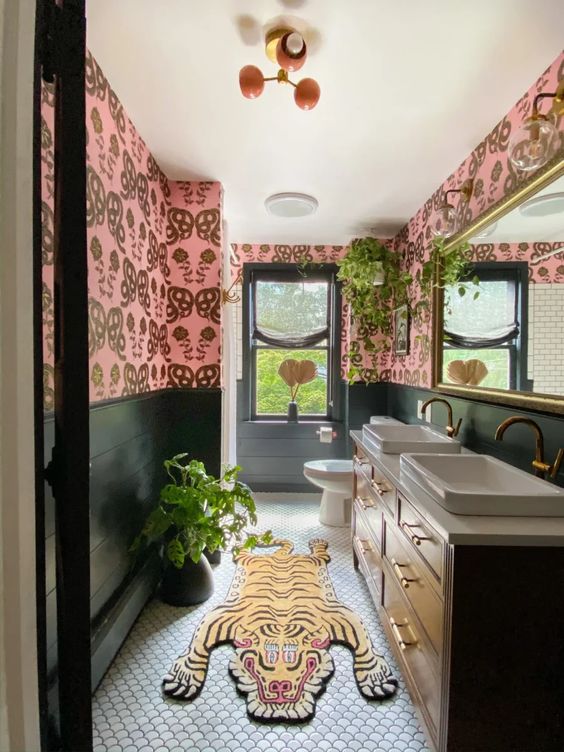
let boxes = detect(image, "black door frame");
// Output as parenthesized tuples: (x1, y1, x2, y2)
(36, 1, 92, 749)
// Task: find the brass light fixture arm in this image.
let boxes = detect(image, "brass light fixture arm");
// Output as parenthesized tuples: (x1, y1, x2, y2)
(443, 178, 474, 205)
(532, 80, 564, 118)
(221, 270, 243, 305)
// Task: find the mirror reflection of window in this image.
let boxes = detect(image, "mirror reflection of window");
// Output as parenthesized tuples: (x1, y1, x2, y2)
(443, 264, 528, 391)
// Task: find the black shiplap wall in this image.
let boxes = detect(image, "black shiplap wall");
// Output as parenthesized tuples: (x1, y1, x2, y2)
(44, 388, 221, 727)
(236, 381, 348, 492)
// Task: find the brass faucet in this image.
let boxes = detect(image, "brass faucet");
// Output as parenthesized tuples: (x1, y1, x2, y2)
(421, 397, 462, 438)
(495, 416, 564, 479)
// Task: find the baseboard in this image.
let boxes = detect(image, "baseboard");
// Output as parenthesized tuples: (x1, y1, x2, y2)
(253, 491, 321, 502)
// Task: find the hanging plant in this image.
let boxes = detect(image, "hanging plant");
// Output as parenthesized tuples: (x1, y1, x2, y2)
(336, 237, 412, 382)
(419, 237, 480, 309)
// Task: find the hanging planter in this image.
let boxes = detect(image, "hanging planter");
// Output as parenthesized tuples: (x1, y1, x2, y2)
(336, 238, 413, 382)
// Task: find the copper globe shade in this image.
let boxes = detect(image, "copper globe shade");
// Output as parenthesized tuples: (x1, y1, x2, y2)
(238, 26, 320, 111)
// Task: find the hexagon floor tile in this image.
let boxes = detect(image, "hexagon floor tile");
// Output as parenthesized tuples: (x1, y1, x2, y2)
(92, 498, 431, 751)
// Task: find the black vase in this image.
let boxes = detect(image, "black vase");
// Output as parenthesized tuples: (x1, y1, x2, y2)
(203, 547, 221, 565)
(287, 400, 298, 423)
(160, 554, 214, 606)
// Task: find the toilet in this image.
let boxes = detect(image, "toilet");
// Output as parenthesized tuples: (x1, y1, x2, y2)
(303, 459, 354, 527)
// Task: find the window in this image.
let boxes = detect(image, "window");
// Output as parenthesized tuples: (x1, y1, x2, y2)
(443, 262, 529, 390)
(242, 265, 341, 420)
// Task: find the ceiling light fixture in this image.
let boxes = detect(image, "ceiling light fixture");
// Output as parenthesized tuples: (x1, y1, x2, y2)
(518, 192, 564, 218)
(239, 27, 320, 111)
(509, 80, 564, 172)
(431, 179, 474, 239)
(265, 192, 318, 218)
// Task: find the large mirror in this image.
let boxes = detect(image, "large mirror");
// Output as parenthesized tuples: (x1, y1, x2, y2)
(433, 154, 564, 413)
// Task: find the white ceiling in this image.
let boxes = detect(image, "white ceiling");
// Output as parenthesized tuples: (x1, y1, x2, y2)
(86, 1, 563, 245)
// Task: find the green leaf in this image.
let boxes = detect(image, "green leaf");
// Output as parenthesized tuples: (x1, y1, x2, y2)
(166, 537, 185, 569)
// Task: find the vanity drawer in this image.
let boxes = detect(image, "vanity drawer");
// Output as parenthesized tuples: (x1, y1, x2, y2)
(368, 469, 397, 518)
(353, 515, 382, 596)
(354, 474, 382, 549)
(381, 564, 440, 731)
(383, 520, 443, 655)
(398, 494, 444, 582)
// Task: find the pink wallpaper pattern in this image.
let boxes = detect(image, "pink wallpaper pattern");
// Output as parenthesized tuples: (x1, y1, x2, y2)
(386, 52, 564, 388)
(41, 52, 222, 409)
(471, 242, 564, 283)
(229, 244, 351, 377)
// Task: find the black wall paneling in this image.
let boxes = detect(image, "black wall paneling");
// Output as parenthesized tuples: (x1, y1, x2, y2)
(236, 381, 347, 492)
(43, 387, 222, 734)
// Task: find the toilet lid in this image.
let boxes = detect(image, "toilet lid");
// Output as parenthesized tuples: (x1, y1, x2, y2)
(304, 459, 353, 478)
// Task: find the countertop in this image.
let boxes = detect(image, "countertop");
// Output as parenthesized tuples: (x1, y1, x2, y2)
(351, 429, 564, 546)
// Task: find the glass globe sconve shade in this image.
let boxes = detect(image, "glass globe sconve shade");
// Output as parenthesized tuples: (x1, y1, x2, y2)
(431, 203, 458, 238)
(508, 116, 560, 172)
(509, 82, 564, 172)
(276, 31, 307, 72)
(294, 78, 320, 110)
(239, 65, 264, 99)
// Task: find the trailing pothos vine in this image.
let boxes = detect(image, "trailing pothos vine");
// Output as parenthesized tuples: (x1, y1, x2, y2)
(419, 237, 480, 313)
(336, 237, 412, 382)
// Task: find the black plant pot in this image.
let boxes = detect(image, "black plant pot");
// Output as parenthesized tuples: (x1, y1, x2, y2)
(203, 547, 221, 565)
(287, 400, 298, 423)
(160, 554, 214, 606)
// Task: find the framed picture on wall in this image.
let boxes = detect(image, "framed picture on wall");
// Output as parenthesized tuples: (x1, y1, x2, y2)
(394, 304, 409, 355)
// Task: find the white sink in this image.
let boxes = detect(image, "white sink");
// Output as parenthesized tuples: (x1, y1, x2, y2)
(369, 415, 404, 425)
(362, 424, 461, 455)
(400, 453, 564, 516)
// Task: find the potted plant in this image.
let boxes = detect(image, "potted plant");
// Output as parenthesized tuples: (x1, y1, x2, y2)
(336, 237, 413, 382)
(131, 453, 272, 606)
(278, 358, 317, 422)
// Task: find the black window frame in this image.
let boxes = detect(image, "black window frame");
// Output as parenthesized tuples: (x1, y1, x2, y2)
(443, 261, 530, 391)
(241, 263, 342, 422)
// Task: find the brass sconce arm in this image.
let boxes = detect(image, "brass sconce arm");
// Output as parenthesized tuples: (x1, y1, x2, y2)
(421, 397, 462, 438)
(531, 81, 564, 118)
(221, 271, 242, 305)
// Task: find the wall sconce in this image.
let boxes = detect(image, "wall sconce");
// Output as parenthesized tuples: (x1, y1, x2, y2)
(430, 178, 474, 238)
(509, 80, 564, 172)
(221, 270, 242, 305)
(239, 27, 321, 111)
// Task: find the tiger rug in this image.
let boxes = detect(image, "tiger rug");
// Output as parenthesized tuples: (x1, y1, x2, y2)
(162, 539, 398, 722)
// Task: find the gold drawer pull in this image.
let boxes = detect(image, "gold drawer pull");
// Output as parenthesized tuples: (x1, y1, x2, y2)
(390, 618, 416, 650)
(391, 558, 417, 589)
(401, 521, 431, 547)
(371, 479, 391, 496)
(353, 454, 368, 465)
(357, 537, 372, 553)
(355, 496, 374, 510)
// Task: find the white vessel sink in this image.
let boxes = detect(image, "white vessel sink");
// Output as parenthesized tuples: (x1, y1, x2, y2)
(400, 453, 564, 516)
(369, 415, 404, 425)
(362, 424, 461, 455)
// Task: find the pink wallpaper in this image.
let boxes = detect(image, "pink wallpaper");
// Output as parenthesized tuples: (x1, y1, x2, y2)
(471, 242, 564, 283)
(229, 243, 351, 377)
(387, 51, 564, 388)
(41, 51, 223, 409)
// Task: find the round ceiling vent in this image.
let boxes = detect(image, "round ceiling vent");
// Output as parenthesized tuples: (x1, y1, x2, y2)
(265, 192, 318, 218)
(519, 192, 564, 218)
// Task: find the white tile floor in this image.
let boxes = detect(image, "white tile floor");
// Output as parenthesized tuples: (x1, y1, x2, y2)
(92, 498, 430, 751)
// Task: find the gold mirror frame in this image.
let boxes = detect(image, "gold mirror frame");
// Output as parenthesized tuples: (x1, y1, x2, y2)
(432, 149, 564, 415)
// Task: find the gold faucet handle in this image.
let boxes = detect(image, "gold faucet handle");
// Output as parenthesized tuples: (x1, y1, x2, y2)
(549, 448, 564, 479)
(447, 418, 463, 438)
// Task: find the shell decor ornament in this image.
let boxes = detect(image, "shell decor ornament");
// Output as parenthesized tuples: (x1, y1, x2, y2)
(239, 27, 320, 110)
(446, 358, 489, 386)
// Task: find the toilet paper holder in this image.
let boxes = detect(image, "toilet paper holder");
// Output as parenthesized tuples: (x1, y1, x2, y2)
(316, 428, 337, 438)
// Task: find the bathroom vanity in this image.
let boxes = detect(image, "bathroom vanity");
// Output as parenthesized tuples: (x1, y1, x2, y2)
(351, 429, 564, 752)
